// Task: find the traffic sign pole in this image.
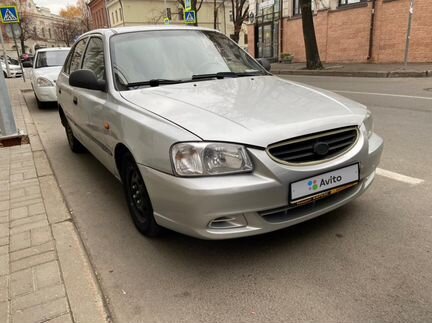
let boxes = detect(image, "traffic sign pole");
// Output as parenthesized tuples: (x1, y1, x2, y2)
(0, 26, 11, 77)
(0, 4, 19, 139)
(0, 56, 18, 137)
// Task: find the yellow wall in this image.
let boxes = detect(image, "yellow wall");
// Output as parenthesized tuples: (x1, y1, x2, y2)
(107, 0, 248, 48)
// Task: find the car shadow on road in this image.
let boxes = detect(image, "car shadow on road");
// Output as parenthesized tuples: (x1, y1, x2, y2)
(143, 202, 356, 268)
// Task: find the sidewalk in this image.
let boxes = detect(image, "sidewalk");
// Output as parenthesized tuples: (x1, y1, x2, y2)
(271, 62, 432, 78)
(0, 79, 110, 323)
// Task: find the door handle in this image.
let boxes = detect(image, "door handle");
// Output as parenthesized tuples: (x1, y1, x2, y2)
(73, 96, 78, 105)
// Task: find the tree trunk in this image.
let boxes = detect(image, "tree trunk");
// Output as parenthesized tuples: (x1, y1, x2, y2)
(20, 35, 25, 55)
(213, 0, 217, 29)
(300, 0, 322, 70)
(231, 24, 241, 43)
(192, 0, 198, 26)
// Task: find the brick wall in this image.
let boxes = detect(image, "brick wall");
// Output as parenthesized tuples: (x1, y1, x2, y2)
(373, 0, 432, 63)
(255, 0, 432, 63)
(326, 5, 371, 62)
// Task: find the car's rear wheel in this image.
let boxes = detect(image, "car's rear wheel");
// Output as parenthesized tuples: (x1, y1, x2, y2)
(121, 153, 161, 237)
(65, 119, 86, 153)
(35, 94, 44, 109)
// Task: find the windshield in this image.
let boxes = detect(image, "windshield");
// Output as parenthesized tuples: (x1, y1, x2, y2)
(110, 30, 267, 89)
(35, 50, 69, 68)
(1, 57, 19, 65)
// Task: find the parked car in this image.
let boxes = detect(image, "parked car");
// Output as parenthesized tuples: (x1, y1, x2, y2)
(57, 26, 383, 239)
(21, 53, 34, 67)
(30, 47, 70, 108)
(1, 57, 22, 78)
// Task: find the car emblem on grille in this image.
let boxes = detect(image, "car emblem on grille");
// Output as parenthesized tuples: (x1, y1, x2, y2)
(313, 142, 330, 156)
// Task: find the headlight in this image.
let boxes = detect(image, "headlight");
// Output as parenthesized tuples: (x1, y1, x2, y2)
(37, 77, 54, 87)
(363, 110, 374, 139)
(171, 142, 253, 177)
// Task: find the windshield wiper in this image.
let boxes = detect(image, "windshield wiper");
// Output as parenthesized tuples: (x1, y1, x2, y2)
(127, 79, 185, 88)
(192, 71, 263, 80)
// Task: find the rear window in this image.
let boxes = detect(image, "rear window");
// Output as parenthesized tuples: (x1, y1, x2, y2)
(35, 50, 69, 68)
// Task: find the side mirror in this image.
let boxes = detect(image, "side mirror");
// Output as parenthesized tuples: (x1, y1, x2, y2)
(69, 69, 106, 91)
(257, 58, 271, 72)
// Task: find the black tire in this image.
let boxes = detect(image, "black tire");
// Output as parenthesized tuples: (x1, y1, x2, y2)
(64, 119, 86, 153)
(3, 71, 7, 78)
(121, 153, 161, 237)
(35, 94, 44, 109)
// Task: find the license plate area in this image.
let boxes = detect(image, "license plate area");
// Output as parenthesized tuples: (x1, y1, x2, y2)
(289, 164, 360, 206)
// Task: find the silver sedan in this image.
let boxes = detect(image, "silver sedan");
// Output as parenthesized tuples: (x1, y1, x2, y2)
(56, 26, 383, 239)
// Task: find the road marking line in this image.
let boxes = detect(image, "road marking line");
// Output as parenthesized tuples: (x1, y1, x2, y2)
(332, 90, 432, 101)
(376, 168, 424, 185)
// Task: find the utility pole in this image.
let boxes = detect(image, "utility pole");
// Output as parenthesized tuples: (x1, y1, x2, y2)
(404, 0, 415, 67)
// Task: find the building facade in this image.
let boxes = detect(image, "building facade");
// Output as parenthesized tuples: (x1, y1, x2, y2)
(88, 0, 109, 29)
(0, 0, 68, 56)
(100, 0, 248, 49)
(247, 0, 432, 63)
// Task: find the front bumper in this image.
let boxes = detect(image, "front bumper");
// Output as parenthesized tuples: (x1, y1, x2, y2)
(8, 70, 22, 78)
(140, 129, 383, 239)
(34, 86, 57, 102)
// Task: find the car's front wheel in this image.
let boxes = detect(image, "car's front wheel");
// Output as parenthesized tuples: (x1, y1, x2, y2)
(64, 119, 86, 153)
(121, 153, 161, 237)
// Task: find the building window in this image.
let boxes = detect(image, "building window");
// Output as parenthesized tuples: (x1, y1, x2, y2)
(119, 8, 122, 21)
(48, 28, 51, 39)
(178, 8, 183, 20)
(339, 0, 365, 5)
(33, 26, 37, 37)
(244, 34, 248, 44)
(293, 0, 301, 16)
(112, 12, 115, 24)
(115, 10, 118, 22)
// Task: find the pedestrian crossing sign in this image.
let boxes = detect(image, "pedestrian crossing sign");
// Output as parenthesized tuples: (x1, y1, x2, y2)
(184, 10, 196, 24)
(0, 6, 19, 24)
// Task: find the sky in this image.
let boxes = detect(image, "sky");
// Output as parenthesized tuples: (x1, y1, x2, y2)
(35, 0, 74, 14)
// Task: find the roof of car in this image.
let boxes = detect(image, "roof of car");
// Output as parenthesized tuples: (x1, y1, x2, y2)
(35, 47, 71, 52)
(81, 25, 220, 38)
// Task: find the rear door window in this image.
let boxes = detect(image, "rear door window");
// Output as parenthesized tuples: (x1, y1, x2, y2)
(69, 38, 89, 74)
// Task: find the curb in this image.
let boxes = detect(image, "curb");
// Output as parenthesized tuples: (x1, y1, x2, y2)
(271, 69, 432, 78)
(19, 89, 112, 323)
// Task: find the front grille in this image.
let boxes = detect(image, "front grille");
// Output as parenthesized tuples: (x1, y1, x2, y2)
(259, 182, 362, 224)
(267, 126, 359, 164)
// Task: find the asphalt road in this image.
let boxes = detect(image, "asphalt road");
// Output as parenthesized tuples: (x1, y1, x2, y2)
(23, 76, 432, 323)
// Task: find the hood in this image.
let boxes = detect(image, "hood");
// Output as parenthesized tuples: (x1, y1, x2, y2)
(1, 62, 20, 69)
(32, 66, 63, 82)
(120, 76, 367, 147)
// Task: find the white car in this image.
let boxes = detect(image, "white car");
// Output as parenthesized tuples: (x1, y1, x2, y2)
(30, 47, 70, 108)
(1, 59, 22, 78)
